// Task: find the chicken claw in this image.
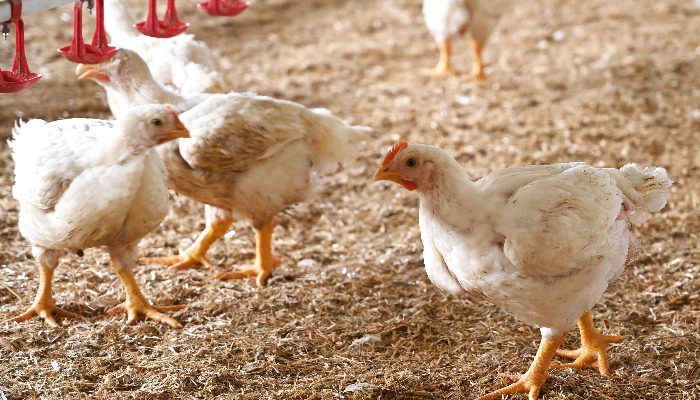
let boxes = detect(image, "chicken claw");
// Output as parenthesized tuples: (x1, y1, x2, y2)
(141, 215, 233, 271)
(467, 70, 486, 81)
(107, 302, 185, 329)
(466, 38, 486, 81)
(212, 219, 280, 286)
(211, 259, 280, 287)
(1, 298, 82, 328)
(111, 264, 184, 328)
(140, 249, 213, 271)
(478, 336, 566, 400)
(551, 311, 624, 375)
(1, 265, 82, 327)
(478, 374, 545, 400)
(426, 40, 456, 76)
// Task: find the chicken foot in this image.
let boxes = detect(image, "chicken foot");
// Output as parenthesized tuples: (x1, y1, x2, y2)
(477, 334, 566, 400)
(0, 266, 82, 327)
(551, 311, 624, 375)
(1, 249, 82, 327)
(212, 218, 280, 286)
(141, 214, 234, 270)
(427, 40, 456, 76)
(467, 38, 486, 81)
(108, 254, 184, 328)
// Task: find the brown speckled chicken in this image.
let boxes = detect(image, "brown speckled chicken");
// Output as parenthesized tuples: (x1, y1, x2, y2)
(77, 50, 371, 286)
(2, 105, 190, 328)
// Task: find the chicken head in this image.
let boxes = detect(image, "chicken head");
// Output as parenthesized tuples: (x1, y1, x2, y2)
(373, 141, 438, 191)
(119, 103, 190, 150)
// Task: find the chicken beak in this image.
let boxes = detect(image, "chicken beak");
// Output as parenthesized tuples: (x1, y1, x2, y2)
(76, 64, 110, 82)
(374, 166, 418, 191)
(169, 118, 190, 139)
(158, 106, 190, 144)
(158, 123, 189, 144)
(373, 166, 404, 184)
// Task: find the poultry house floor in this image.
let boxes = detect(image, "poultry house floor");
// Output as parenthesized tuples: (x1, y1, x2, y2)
(1, 0, 699, 399)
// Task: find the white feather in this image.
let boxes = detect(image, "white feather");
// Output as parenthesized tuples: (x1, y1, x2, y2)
(423, 0, 510, 44)
(103, 0, 227, 94)
(9, 106, 174, 253)
(389, 144, 671, 340)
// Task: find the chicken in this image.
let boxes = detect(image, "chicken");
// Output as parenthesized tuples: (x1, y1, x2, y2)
(2, 104, 190, 328)
(423, 0, 510, 80)
(77, 50, 371, 286)
(77, 49, 210, 119)
(374, 142, 671, 399)
(103, 0, 226, 97)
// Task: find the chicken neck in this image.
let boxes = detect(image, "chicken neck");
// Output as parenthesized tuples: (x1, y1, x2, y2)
(111, 74, 185, 116)
(418, 156, 485, 226)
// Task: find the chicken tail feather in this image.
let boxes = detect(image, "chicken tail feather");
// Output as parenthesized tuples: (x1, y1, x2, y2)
(308, 108, 372, 172)
(617, 164, 672, 223)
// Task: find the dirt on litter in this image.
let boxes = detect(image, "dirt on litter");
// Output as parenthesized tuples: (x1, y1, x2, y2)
(0, 0, 699, 398)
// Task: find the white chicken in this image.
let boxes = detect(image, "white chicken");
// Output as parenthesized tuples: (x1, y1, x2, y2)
(77, 50, 371, 286)
(2, 104, 190, 328)
(374, 142, 671, 400)
(103, 0, 226, 97)
(77, 49, 210, 119)
(423, 0, 511, 80)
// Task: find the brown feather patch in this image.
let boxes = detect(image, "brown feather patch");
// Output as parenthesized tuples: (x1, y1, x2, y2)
(382, 141, 408, 165)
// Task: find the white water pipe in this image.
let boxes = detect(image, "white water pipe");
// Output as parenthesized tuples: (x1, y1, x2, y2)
(0, 0, 77, 23)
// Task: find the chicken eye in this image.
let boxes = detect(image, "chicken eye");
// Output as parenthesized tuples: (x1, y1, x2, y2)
(405, 158, 418, 168)
(152, 119, 163, 126)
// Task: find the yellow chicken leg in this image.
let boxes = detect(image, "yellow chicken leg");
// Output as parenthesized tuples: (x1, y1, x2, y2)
(141, 216, 234, 270)
(108, 256, 184, 328)
(212, 219, 280, 286)
(427, 40, 456, 76)
(1, 263, 82, 327)
(477, 335, 566, 400)
(467, 38, 486, 81)
(551, 311, 624, 375)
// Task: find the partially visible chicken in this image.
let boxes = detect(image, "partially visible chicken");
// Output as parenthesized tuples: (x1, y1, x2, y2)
(2, 105, 190, 328)
(77, 49, 210, 118)
(374, 142, 671, 399)
(103, 0, 226, 97)
(423, 0, 510, 80)
(77, 50, 371, 286)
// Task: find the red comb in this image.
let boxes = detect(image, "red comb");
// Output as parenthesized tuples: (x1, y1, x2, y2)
(163, 104, 179, 116)
(382, 141, 408, 164)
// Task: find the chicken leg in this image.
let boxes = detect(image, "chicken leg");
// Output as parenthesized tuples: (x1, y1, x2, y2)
(551, 311, 624, 375)
(141, 213, 234, 270)
(1, 249, 81, 327)
(428, 40, 456, 76)
(467, 38, 486, 81)
(477, 334, 566, 400)
(211, 218, 280, 286)
(107, 252, 184, 328)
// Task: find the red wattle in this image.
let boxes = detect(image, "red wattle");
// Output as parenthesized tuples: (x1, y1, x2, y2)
(400, 180, 418, 191)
